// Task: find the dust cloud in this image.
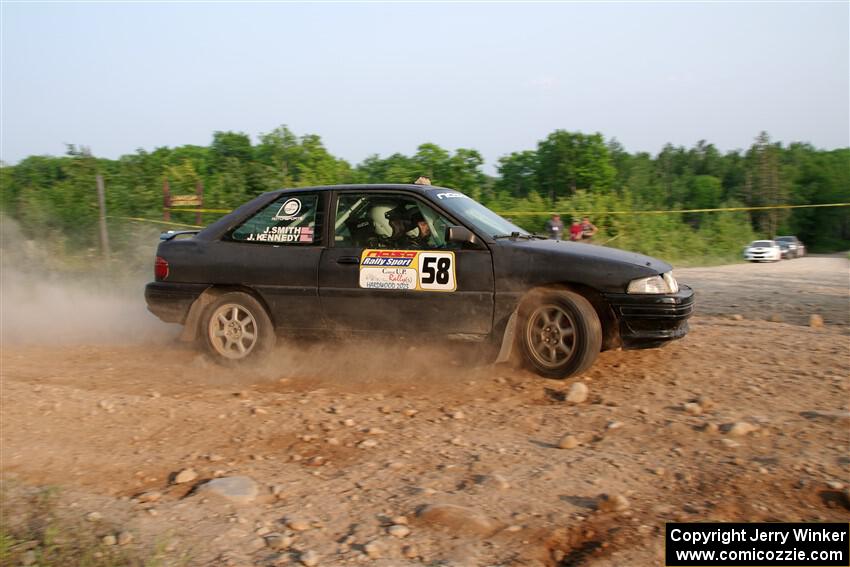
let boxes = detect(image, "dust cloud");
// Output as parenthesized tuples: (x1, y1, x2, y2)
(0, 218, 180, 345)
(255, 337, 499, 389)
(0, 216, 498, 381)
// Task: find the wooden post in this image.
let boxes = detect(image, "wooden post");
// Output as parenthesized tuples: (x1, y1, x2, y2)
(195, 179, 204, 226)
(95, 174, 110, 259)
(163, 179, 171, 221)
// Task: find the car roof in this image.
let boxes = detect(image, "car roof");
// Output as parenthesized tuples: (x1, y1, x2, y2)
(263, 184, 455, 198)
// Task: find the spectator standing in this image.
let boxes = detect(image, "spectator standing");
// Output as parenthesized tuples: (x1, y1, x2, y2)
(545, 214, 564, 240)
(569, 218, 583, 241)
(580, 216, 598, 241)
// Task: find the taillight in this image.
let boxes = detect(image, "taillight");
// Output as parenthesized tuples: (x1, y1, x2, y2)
(154, 256, 169, 280)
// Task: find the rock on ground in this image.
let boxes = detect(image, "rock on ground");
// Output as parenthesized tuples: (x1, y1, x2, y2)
(597, 493, 630, 512)
(173, 468, 198, 484)
(194, 476, 259, 504)
(566, 382, 589, 404)
(726, 422, 759, 436)
(299, 550, 319, 566)
(388, 524, 411, 538)
(416, 503, 498, 536)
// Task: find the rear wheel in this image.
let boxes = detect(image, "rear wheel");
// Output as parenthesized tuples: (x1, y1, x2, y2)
(519, 290, 602, 379)
(201, 292, 275, 364)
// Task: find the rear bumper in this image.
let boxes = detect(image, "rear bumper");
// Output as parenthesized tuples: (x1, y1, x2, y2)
(145, 282, 209, 324)
(604, 285, 695, 349)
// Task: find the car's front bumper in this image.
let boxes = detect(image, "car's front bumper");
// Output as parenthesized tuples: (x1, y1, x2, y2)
(145, 282, 209, 324)
(744, 250, 780, 261)
(604, 285, 695, 349)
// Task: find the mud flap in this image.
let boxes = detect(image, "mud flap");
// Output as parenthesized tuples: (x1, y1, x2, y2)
(179, 290, 219, 342)
(495, 310, 518, 364)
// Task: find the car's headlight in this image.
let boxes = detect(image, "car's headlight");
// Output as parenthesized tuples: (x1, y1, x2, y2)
(627, 272, 679, 294)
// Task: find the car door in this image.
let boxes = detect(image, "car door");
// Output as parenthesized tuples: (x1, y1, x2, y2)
(206, 191, 326, 330)
(318, 190, 495, 335)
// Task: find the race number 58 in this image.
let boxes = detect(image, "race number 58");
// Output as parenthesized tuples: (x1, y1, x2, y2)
(418, 252, 456, 291)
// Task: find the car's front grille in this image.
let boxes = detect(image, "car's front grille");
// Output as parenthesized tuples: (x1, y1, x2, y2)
(616, 302, 695, 320)
(606, 287, 696, 322)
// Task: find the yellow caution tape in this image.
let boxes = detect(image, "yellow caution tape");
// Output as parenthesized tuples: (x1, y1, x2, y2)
(113, 202, 850, 230)
(107, 216, 203, 229)
(494, 203, 850, 216)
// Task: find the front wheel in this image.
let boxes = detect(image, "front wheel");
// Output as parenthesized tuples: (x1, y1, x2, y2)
(519, 290, 602, 379)
(201, 292, 276, 365)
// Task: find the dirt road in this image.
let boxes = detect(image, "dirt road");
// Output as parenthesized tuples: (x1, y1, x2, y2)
(2, 256, 848, 566)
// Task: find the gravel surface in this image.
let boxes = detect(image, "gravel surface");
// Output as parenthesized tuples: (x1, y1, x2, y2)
(2, 254, 848, 566)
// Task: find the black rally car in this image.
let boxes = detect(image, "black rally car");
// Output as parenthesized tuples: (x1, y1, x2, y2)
(145, 184, 694, 379)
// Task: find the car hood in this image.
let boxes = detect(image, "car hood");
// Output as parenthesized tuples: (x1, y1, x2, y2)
(493, 238, 674, 293)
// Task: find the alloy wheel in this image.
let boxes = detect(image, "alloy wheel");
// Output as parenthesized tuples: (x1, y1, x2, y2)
(525, 304, 576, 368)
(207, 303, 258, 360)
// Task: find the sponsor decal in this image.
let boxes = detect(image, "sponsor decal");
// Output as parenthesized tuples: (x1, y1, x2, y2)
(273, 198, 303, 221)
(246, 225, 314, 243)
(360, 267, 417, 290)
(435, 192, 467, 200)
(358, 249, 456, 292)
(361, 250, 417, 267)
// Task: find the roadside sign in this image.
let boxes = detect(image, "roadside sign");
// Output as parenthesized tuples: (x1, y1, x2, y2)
(170, 195, 202, 207)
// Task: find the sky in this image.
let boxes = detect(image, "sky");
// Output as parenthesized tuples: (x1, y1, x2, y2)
(1, 1, 848, 173)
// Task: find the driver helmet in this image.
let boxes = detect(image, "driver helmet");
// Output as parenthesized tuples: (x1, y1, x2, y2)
(385, 204, 417, 239)
(369, 202, 397, 237)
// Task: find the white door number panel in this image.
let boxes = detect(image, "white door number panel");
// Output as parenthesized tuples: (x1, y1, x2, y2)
(417, 252, 456, 291)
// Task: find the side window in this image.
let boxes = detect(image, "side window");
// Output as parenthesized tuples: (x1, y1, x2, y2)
(333, 193, 455, 250)
(230, 193, 322, 245)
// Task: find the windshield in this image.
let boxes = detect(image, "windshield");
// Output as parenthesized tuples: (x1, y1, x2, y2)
(752, 241, 774, 247)
(775, 236, 793, 243)
(429, 191, 529, 238)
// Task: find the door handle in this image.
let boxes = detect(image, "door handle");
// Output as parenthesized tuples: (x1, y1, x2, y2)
(336, 256, 360, 265)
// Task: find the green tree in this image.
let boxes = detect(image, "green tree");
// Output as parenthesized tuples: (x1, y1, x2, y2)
(742, 132, 788, 236)
(496, 150, 539, 198)
(210, 131, 253, 171)
(536, 130, 616, 203)
(447, 148, 485, 199)
(413, 143, 450, 182)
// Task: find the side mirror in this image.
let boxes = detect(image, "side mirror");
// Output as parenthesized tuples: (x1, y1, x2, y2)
(445, 225, 479, 246)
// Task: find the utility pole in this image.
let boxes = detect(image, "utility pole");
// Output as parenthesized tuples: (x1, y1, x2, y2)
(195, 179, 204, 226)
(95, 174, 110, 259)
(163, 179, 171, 221)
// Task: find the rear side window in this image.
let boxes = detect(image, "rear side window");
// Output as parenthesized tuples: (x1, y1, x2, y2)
(230, 193, 322, 245)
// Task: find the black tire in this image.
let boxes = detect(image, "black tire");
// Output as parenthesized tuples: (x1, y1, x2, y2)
(200, 292, 276, 365)
(519, 289, 602, 379)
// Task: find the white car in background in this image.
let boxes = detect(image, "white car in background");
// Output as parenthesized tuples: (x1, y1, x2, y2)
(744, 240, 782, 262)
